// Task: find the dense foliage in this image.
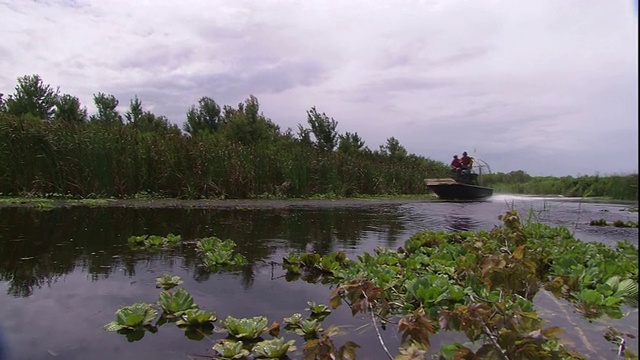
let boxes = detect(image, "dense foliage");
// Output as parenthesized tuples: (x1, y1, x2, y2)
(0, 75, 450, 199)
(483, 171, 638, 201)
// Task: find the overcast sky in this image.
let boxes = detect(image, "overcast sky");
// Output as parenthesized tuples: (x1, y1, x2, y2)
(1, 0, 637, 176)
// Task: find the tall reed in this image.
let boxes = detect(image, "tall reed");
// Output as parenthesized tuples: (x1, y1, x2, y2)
(0, 115, 449, 199)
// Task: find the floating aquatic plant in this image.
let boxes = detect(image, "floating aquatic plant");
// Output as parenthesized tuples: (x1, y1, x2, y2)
(196, 237, 247, 270)
(175, 309, 217, 328)
(294, 319, 323, 339)
(104, 302, 158, 332)
(283, 313, 304, 328)
(155, 274, 184, 290)
(221, 316, 269, 340)
(127, 233, 181, 249)
(197, 237, 238, 253)
(104, 210, 638, 359)
(301, 325, 358, 360)
(158, 288, 198, 317)
(306, 301, 331, 321)
(212, 340, 250, 359)
(252, 337, 296, 358)
(589, 219, 608, 226)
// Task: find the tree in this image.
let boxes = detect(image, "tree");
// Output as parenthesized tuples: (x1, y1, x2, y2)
(380, 137, 407, 158)
(183, 96, 222, 136)
(6, 74, 59, 120)
(296, 124, 313, 146)
(134, 112, 181, 135)
(90, 92, 122, 124)
(124, 95, 143, 124)
(54, 94, 88, 123)
(338, 131, 366, 154)
(220, 95, 280, 145)
(0, 93, 7, 114)
(306, 107, 338, 151)
(121, 95, 180, 134)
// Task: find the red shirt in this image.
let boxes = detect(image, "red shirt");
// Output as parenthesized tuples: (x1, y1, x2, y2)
(451, 158, 461, 168)
(460, 155, 472, 167)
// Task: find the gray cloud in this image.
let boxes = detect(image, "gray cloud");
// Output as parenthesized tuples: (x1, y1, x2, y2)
(0, 0, 637, 176)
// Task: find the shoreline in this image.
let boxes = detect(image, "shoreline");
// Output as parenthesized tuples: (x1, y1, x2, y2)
(0, 197, 439, 210)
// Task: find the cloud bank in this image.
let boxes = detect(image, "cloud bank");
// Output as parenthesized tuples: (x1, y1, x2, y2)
(1, 0, 637, 176)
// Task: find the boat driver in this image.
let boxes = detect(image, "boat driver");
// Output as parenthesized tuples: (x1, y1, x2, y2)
(460, 152, 473, 170)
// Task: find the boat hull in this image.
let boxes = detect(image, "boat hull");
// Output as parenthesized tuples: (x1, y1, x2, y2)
(427, 183, 493, 200)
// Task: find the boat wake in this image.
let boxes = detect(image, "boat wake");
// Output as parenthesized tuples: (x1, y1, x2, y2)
(490, 194, 566, 202)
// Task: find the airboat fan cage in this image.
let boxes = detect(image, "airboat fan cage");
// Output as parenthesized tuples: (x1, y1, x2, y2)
(472, 158, 492, 176)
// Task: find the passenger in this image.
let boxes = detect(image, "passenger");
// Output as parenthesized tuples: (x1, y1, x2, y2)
(460, 151, 473, 170)
(451, 155, 462, 173)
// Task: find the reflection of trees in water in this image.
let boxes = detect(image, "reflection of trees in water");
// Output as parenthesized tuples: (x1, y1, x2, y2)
(0, 206, 407, 297)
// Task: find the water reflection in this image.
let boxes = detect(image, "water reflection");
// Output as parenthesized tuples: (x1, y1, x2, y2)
(0, 206, 409, 298)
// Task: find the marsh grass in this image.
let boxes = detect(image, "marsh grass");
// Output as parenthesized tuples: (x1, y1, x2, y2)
(0, 116, 450, 199)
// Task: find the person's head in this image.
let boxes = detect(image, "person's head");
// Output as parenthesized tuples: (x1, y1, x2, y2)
(453, 155, 458, 159)
(462, 152, 467, 156)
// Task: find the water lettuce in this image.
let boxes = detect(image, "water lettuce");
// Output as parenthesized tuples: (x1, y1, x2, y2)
(175, 309, 217, 327)
(212, 340, 250, 359)
(252, 337, 296, 358)
(155, 274, 184, 290)
(283, 313, 304, 328)
(221, 316, 268, 340)
(104, 302, 157, 332)
(306, 301, 331, 320)
(158, 288, 197, 316)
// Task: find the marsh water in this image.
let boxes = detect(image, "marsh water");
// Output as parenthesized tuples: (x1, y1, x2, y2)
(0, 195, 637, 360)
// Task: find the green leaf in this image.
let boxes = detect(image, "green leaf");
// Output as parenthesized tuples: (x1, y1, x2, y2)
(283, 313, 304, 327)
(614, 279, 639, 302)
(104, 302, 157, 331)
(578, 289, 603, 304)
(155, 274, 184, 290)
(294, 319, 322, 337)
(221, 316, 268, 340)
(212, 340, 250, 359)
(252, 338, 296, 358)
(307, 301, 331, 320)
(175, 309, 217, 327)
(158, 288, 197, 316)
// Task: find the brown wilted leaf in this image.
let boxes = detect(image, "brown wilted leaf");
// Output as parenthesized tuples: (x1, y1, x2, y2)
(329, 287, 343, 309)
(337, 341, 360, 360)
(267, 320, 280, 337)
(398, 308, 434, 348)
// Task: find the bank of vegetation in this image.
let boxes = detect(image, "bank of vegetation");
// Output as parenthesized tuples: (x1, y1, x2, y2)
(1, 74, 637, 201)
(483, 171, 638, 201)
(0, 74, 450, 199)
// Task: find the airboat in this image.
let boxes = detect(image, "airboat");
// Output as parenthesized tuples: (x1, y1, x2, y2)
(425, 158, 493, 200)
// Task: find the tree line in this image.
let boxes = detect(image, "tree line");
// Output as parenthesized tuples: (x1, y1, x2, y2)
(483, 171, 638, 201)
(1, 74, 636, 201)
(0, 74, 450, 198)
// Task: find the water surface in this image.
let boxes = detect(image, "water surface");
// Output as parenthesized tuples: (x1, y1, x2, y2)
(0, 195, 637, 359)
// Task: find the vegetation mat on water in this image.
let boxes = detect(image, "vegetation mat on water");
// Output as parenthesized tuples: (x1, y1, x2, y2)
(105, 210, 639, 359)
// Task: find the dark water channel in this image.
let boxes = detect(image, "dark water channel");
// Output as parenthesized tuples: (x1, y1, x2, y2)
(0, 195, 637, 360)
